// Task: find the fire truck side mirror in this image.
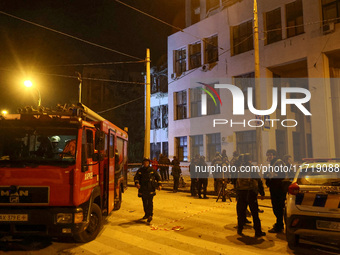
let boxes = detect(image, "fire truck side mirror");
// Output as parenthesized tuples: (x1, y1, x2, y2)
(92, 152, 104, 162)
(95, 131, 105, 151)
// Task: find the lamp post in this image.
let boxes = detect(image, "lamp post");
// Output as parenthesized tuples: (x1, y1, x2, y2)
(24, 80, 41, 107)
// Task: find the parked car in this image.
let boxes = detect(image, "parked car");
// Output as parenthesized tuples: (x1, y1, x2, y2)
(285, 158, 340, 249)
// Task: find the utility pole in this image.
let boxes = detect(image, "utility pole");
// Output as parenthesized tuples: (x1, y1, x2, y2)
(254, 0, 263, 164)
(77, 72, 82, 103)
(144, 48, 151, 158)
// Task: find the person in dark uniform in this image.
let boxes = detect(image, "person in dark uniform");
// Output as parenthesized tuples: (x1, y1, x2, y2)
(211, 151, 223, 195)
(171, 156, 181, 192)
(189, 154, 199, 196)
(197, 156, 209, 199)
(265, 149, 286, 233)
(134, 158, 162, 223)
(236, 153, 265, 237)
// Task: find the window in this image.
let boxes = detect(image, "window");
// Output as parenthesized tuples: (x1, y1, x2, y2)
(234, 72, 255, 110)
(190, 88, 202, 118)
(265, 8, 282, 44)
(175, 90, 187, 120)
(162, 142, 168, 157)
(206, 0, 220, 11)
(176, 136, 188, 161)
(151, 142, 161, 160)
(161, 105, 168, 128)
(191, 0, 200, 25)
(207, 87, 220, 115)
(322, 0, 340, 25)
(189, 42, 201, 69)
(205, 35, 218, 63)
(86, 129, 94, 159)
(207, 133, 221, 161)
(175, 47, 186, 76)
(273, 73, 282, 109)
(109, 134, 114, 158)
(286, 0, 304, 38)
(190, 135, 203, 159)
(236, 131, 257, 161)
(151, 74, 168, 94)
(232, 20, 253, 56)
(151, 106, 161, 130)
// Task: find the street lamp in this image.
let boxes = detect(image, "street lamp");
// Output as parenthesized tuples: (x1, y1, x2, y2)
(1, 110, 8, 115)
(24, 80, 41, 107)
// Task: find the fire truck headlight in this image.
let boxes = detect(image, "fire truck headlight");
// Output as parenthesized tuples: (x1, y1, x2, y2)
(74, 212, 84, 223)
(57, 213, 73, 224)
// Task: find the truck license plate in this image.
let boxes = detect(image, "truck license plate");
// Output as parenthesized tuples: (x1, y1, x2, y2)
(316, 220, 340, 232)
(0, 214, 28, 221)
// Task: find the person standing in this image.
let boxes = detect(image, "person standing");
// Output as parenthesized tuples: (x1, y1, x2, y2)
(189, 154, 199, 196)
(158, 154, 166, 181)
(151, 157, 159, 173)
(171, 156, 181, 192)
(197, 156, 209, 199)
(236, 153, 265, 237)
(134, 158, 162, 223)
(165, 155, 171, 181)
(265, 149, 286, 233)
(211, 151, 223, 195)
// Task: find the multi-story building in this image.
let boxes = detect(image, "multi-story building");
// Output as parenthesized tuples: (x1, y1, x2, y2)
(168, 0, 340, 163)
(150, 66, 169, 160)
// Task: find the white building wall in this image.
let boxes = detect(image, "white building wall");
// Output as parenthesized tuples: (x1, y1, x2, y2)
(168, 0, 340, 162)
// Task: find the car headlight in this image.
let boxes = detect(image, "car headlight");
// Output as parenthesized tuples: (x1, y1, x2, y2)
(57, 213, 73, 224)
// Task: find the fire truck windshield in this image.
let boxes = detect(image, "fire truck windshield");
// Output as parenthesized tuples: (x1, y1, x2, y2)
(0, 126, 77, 166)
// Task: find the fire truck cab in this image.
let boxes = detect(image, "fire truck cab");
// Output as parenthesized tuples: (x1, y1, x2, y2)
(0, 104, 128, 242)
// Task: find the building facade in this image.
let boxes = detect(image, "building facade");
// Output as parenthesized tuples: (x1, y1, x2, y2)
(150, 66, 169, 160)
(168, 0, 340, 163)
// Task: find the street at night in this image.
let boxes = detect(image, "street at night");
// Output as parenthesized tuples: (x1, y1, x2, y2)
(1, 185, 339, 255)
(1, 0, 340, 254)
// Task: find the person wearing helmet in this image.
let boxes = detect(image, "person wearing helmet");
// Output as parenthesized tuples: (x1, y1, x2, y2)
(50, 136, 63, 153)
(134, 157, 162, 223)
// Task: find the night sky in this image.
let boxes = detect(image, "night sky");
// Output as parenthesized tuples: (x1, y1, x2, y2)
(0, 0, 185, 112)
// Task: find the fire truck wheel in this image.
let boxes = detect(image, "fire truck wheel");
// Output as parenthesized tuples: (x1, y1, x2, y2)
(74, 203, 102, 243)
(114, 189, 122, 210)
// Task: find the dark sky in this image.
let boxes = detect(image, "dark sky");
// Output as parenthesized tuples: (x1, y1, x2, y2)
(0, 0, 185, 112)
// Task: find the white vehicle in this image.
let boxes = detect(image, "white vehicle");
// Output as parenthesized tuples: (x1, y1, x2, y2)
(285, 158, 340, 249)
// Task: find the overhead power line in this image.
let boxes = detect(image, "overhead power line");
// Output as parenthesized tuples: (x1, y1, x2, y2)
(114, 0, 225, 51)
(40, 60, 146, 67)
(97, 96, 144, 114)
(0, 67, 145, 85)
(0, 10, 143, 61)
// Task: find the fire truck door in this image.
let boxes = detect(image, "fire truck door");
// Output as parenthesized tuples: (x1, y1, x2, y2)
(107, 131, 115, 213)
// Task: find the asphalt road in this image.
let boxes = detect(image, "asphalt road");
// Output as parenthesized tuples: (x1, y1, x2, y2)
(0, 188, 339, 255)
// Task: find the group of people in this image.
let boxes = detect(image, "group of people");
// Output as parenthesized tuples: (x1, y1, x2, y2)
(151, 154, 171, 181)
(134, 149, 292, 237)
(230, 149, 292, 237)
(189, 155, 209, 198)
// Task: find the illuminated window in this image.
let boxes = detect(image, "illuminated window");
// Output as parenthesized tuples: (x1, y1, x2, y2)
(176, 136, 188, 161)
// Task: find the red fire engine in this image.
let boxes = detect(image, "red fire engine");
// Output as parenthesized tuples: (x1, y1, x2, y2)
(0, 104, 128, 242)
